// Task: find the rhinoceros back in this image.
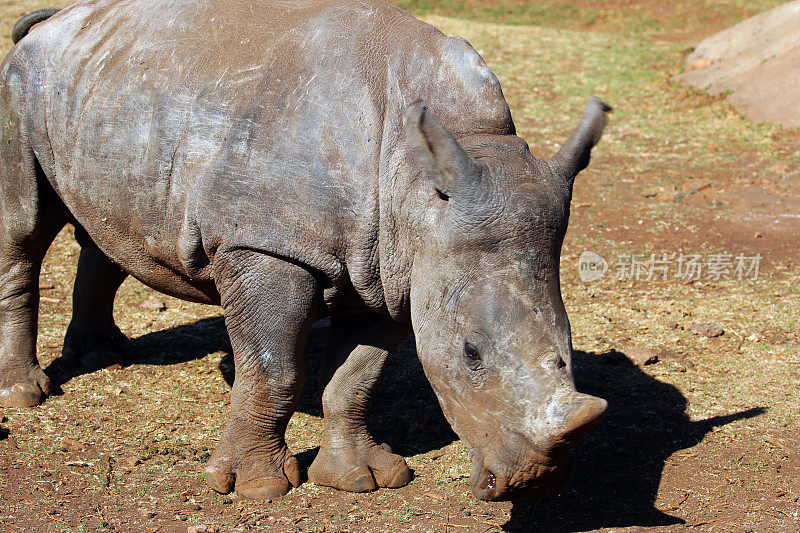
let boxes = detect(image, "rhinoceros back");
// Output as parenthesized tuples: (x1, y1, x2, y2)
(7, 0, 513, 307)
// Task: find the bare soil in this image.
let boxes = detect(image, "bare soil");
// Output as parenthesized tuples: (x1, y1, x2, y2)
(1, 1, 799, 532)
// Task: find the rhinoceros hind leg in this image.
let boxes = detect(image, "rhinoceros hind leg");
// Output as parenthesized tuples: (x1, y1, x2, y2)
(308, 314, 413, 492)
(204, 250, 319, 499)
(0, 138, 68, 407)
(62, 243, 128, 371)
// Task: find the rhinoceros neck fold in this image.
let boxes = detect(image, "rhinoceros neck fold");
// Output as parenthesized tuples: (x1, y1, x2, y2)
(373, 27, 518, 322)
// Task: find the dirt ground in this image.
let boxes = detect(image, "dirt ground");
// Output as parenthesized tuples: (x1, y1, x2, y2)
(1, 1, 799, 532)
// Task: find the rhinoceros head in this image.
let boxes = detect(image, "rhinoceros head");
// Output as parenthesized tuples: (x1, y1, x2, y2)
(403, 98, 610, 501)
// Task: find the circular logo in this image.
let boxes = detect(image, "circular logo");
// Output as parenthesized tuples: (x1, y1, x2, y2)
(578, 251, 608, 282)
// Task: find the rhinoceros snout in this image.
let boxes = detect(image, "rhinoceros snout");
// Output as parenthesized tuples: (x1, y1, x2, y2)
(469, 393, 607, 501)
(470, 451, 574, 501)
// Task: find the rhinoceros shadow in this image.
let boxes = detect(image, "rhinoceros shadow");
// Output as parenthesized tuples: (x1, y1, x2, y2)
(43, 316, 234, 393)
(43, 315, 457, 456)
(503, 350, 765, 532)
(43, 319, 764, 530)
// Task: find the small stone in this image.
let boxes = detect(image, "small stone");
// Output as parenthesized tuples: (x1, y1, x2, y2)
(138, 509, 156, 518)
(140, 297, 167, 311)
(427, 447, 446, 460)
(685, 58, 713, 71)
(746, 334, 761, 342)
(125, 456, 142, 467)
(188, 525, 209, 533)
(59, 438, 84, 452)
(222, 497, 233, 505)
(623, 346, 660, 367)
(666, 321, 680, 330)
(682, 178, 712, 193)
(691, 322, 725, 338)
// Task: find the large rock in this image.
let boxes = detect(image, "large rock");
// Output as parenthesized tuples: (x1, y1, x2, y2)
(676, 1, 800, 127)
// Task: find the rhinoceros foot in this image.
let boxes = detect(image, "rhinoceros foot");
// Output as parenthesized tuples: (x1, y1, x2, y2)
(308, 441, 412, 492)
(204, 428, 302, 500)
(0, 366, 51, 407)
(62, 324, 128, 371)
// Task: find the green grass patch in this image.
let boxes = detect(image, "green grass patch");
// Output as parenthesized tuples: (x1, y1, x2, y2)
(391, 0, 786, 38)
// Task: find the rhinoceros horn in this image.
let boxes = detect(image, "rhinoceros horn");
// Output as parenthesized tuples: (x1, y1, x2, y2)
(550, 96, 612, 184)
(404, 101, 480, 200)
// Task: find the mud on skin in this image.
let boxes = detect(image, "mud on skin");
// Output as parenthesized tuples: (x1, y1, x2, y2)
(0, 0, 609, 501)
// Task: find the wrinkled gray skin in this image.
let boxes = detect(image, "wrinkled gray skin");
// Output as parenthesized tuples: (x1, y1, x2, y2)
(0, 0, 610, 501)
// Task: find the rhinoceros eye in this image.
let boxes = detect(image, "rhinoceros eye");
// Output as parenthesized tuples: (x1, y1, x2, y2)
(463, 342, 481, 362)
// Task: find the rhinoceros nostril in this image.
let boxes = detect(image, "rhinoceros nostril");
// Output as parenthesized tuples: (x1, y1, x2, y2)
(477, 468, 498, 499)
(484, 470, 496, 491)
(542, 352, 566, 371)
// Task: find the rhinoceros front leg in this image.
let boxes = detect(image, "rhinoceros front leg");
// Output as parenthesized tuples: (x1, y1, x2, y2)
(62, 243, 128, 370)
(204, 250, 319, 500)
(308, 314, 413, 492)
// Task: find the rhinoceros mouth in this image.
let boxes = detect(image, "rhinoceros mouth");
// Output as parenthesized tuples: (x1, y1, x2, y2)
(470, 451, 574, 501)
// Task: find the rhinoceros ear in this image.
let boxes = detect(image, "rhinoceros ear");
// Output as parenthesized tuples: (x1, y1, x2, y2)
(549, 96, 612, 185)
(404, 101, 478, 200)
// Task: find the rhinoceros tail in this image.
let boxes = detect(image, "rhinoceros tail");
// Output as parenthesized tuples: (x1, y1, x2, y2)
(11, 8, 60, 44)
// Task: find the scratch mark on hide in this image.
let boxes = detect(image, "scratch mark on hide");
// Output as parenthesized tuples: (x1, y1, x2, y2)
(162, 142, 180, 231)
(215, 67, 230, 89)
